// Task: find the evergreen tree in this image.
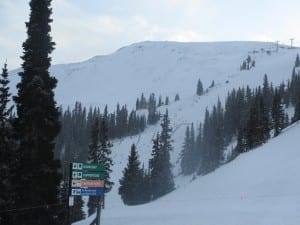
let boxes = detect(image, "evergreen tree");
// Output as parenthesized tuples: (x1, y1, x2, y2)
(148, 133, 160, 199)
(13, 1, 62, 224)
(87, 117, 100, 216)
(0, 62, 13, 124)
(196, 79, 203, 96)
(149, 110, 174, 199)
(158, 95, 163, 107)
(119, 144, 145, 205)
(284, 113, 290, 128)
(295, 54, 300, 67)
(272, 88, 284, 137)
(0, 62, 16, 225)
(156, 110, 174, 197)
(262, 74, 273, 111)
(71, 197, 86, 223)
(148, 93, 159, 124)
(240, 60, 247, 70)
(175, 93, 180, 101)
(99, 117, 114, 193)
(139, 167, 151, 203)
(244, 91, 270, 150)
(140, 93, 147, 109)
(136, 98, 140, 110)
(180, 124, 197, 175)
(180, 126, 191, 175)
(246, 55, 251, 70)
(293, 97, 300, 122)
(165, 96, 169, 105)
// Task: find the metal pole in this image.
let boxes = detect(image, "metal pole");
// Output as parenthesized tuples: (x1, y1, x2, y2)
(276, 41, 279, 52)
(67, 163, 72, 225)
(96, 197, 101, 225)
(290, 38, 294, 49)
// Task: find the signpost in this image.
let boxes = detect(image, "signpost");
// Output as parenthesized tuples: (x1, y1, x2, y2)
(68, 162, 105, 225)
(72, 162, 105, 172)
(71, 188, 104, 196)
(72, 171, 105, 180)
(71, 180, 104, 188)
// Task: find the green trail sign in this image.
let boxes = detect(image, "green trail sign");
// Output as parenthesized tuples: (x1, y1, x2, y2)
(72, 162, 105, 172)
(72, 171, 105, 180)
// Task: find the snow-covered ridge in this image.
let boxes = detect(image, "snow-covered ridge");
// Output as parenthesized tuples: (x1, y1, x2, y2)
(9, 41, 297, 110)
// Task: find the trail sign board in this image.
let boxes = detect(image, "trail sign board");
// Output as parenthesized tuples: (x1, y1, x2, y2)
(71, 180, 104, 188)
(72, 163, 105, 172)
(72, 171, 105, 180)
(71, 188, 104, 196)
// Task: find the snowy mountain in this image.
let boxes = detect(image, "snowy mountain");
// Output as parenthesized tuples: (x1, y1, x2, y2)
(9, 41, 300, 224)
(10, 41, 297, 109)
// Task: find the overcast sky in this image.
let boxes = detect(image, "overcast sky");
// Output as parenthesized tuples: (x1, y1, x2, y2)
(1, 0, 300, 69)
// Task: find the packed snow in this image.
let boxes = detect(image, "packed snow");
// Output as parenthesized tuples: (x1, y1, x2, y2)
(75, 122, 300, 225)
(9, 41, 300, 224)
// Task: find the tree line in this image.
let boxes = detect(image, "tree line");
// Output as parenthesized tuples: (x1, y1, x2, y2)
(180, 55, 300, 176)
(119, 110, 174, 205)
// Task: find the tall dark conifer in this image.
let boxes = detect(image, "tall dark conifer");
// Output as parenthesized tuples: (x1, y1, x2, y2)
(295, 54, 300, 67)
(0, 62, 16, 225)
(180, 126, 191, 175)
(99, 117, 114, 193)
(272, 89, 284, 137)
(196, 79, 204, 96)
(13, 1, 61, 224)
(87, 117, 100, 216)
(156, 110, 174, 196)
(119, 144, 144, 205)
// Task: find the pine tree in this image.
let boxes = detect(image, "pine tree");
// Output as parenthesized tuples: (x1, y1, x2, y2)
(155, 110, 174, 197)
(165, 96, 169, 105)
(272, 89, 284, 137)
(246, 55, 251, 70)
(71, 196, 86, 223)
(240, 60, 247, 70)
(174, 93, 180, 101)
(119, 144, 145, 205)
(284, 113, 290, 128)
(0, 62, 13, 124)
(149, 133, 160, 200)
(242, 91, 270, 151)
(148, 93, 159, 124)
(87, 117, 100, 216)
(136, 98, 140, 110)
(99, 117, 114, 193)
(195, 123, 203, 172)
(262, 74, 273, 111)
(196, 79, 204, 96)
(180, 126, 191, 175)
(180, 124, 197, 175)
(0, 62, 16, 225)
(295, 54, 300, 67)
(13, 1, 61, 224)
(158, 95, 163, 107)
(293, 97, 300, 122)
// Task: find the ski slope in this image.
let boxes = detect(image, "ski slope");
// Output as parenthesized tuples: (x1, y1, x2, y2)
(75, 122, 300, 225)
(9, 41, 300, 224)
